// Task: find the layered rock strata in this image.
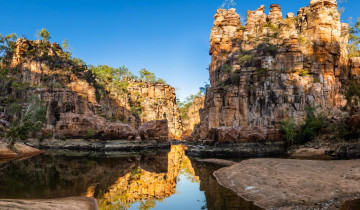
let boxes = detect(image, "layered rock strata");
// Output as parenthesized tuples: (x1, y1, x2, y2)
(1, 39, 182, 143)
(181, 96, 205, 139)
(192, 0, 357, 145)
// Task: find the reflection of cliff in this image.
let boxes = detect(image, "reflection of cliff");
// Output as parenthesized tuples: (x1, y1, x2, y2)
(190, 161, 261, 210)
(0, 145, 200, 209)
(97, 145, 196, 209)
(0, 152, 167, 199)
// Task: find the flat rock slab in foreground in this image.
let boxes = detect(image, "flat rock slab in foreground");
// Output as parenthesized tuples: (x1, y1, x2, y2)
(214, 158, 360, 209)
(0, 197, 97, 210)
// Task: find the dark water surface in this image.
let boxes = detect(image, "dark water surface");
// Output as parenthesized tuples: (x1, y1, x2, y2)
(0, 145, 261, 210)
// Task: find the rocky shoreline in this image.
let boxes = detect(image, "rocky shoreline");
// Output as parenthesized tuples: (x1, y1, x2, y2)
(24, 139, 171, 151)
(213, 158, 360, 209)
(185, 141, 286, 158)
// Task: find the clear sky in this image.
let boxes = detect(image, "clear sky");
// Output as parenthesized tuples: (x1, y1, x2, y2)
(1, 0, 359, 101)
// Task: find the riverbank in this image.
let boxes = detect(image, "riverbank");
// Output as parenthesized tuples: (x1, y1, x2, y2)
(0, 142, 42, 160)
(213, 158, 360, 209)
(24, 139, 171, 151)
(0, 197, 98, 210)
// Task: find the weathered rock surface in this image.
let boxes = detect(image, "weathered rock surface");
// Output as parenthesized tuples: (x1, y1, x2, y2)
(192, 0, 359, 146)
(1, 38, 183, 142)
(181, 96, 204, 139)
(138, 119, 169, 141)
(0, 197, 98, 210)
(214, 158, 360, 209)
(0, 142, 42, 159)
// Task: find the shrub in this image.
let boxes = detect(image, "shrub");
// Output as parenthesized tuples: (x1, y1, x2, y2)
(281, 118, 297, 146)
(35, 28, 51, 42)
(218, 64, 231, 73)
(296, 69, 310, 76)
(238, 54, 254, 65)
(297, 106, 326, 144)
(86, 129, 94, 139)
(345, 79, 360, 107)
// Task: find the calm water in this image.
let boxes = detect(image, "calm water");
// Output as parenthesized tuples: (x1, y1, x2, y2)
(0, 145, 261, 210)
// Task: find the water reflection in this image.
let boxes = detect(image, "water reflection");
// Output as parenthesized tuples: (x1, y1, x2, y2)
(0, 145, 259, 210)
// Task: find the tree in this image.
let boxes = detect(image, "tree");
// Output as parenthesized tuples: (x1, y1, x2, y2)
(0, 33, 17, 62)
(35, 28, 51, 42)
(6, 96, 46, 149)
(348, 17, 360, 57)
(139, 68, 156, 83)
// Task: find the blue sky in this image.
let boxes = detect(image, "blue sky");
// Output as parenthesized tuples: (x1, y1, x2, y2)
(1, 0, 359, 101)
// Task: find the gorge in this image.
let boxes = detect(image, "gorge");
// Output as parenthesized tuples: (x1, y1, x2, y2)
(0, 0, 360, 209)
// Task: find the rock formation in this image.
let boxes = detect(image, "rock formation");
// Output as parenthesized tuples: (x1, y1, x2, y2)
(192, 0, 359, 144)
(0, 38, 183, 141)
(181, 95, 205, 139)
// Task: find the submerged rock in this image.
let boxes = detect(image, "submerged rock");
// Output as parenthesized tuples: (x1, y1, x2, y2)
(0, 197, 98, 210)
(214, 158, 360, 209)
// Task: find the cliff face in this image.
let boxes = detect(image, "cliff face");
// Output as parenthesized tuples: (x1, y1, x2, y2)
(181, 96, 205, 138)
(192, 0, 357, 143)
(1, 38, 183, 140)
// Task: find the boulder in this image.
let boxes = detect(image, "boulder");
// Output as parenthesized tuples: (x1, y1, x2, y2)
(138, 120, 169, 141)
(103, 122, 137, 140)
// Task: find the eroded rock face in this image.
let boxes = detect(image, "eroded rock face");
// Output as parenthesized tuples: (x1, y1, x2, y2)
(1, 38, 182, 141)
(192, 0, 357, 144)
(138, 120, 169, 141)
(181, 96, 205, 139)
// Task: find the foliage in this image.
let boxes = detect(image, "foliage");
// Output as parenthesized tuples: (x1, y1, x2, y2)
(348, 17, 360, 58)
(238, 54, 254, 65)
(6, 96, 46, 148)
(345, 79, 360, 107)
(296, 69, 310, 76)
(178, 92, 204, 121)
(199, 82, 210, 94)
(297, 106, 326, 144)
(257, 43, 278, 56)
(263, 22, 279, 31)
(218, 63, 231, 73)
(138, 68, 166, 84)
(35, 28, 51, 42)
(86, 129, 94, 139)
(0, 33, 17, 63)
(281, 118, 297, 146)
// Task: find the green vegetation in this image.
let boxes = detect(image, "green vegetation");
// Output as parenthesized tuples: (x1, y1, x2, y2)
(178, 92, 204, 121)
(281, 118, 297, 146)
(35, 28, 51, 42)
(348, 17, 360, 57)
(218, 63, 232, 73)
(0, 33, 17, 63)
(237, 54, 254, 65)
(281, 106, 326, 146)
(345, 79, 360, 107)
(6, 96, 46, 149)
(296, 69, 310, 76)
(139, 68, 166, 84)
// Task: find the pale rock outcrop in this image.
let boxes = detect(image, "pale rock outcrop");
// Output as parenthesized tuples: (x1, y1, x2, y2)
(2, 38, 182, 141)
(182, 96, 205, 138)
(192, 0, 354, 144)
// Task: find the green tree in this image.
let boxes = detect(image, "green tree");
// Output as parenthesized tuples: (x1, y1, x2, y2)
(139, 68, 156, 83)
(348, 17, 360, 57)
(35, 28, 51, 42)
(6, 96, 46, 149)
(0, 33, 17, 62)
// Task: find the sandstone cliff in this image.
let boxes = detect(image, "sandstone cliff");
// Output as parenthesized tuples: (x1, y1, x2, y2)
(192, 0, 359, 143)
(0, 38, 183, 140)
(181, 95, 205, 139)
